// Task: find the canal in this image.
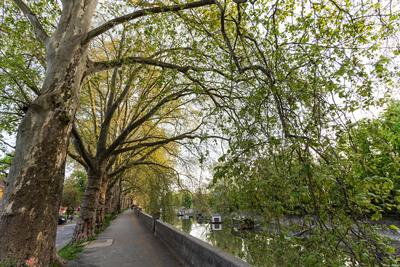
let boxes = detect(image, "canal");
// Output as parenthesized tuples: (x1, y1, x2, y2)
(162, 214, 400, 267)
(163, 215, 277, 266)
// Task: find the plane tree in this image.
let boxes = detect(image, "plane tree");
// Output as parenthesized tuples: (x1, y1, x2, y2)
(0, 0, 227, 265)
(1, 0, 398, 265)
(70, 56, 215, 240)
(207, 0, 400, 265)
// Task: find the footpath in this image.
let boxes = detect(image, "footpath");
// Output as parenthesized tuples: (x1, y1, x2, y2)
(67, 209, 181, 267)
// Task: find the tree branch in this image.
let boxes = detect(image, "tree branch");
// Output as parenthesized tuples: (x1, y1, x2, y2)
(104, 90, 189, 156)
(71, 126, 94, 170)
(112, 122, 204, 156)
(89, 57, 185, 74)
(83, 0, 215, 44)
(109, 145, 164, 177)
(13, 0, 49, 43)
(89, 56, 228, 77)
(67, 152, 88, 169)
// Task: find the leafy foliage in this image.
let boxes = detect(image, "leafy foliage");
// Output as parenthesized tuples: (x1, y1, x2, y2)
(338, 102, 400, 219)
(207, 1, 400, 264)
(1, 0, 400, 265)
(61, 170, 87, 209)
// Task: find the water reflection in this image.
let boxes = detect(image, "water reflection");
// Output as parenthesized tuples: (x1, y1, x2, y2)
(162, 214, 399, 266)
(163, 216, 272, 266)
(181, 217, 192, 233)
(212, 223, 222, 231)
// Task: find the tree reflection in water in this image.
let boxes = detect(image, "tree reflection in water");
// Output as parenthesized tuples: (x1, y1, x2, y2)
(163, 216, 276, 266)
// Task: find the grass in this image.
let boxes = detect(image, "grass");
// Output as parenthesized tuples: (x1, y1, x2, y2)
(58, 241, 86, 260)
(0, 211, 121, 266)
(0, 259, 18, 267)
(94, 212, 117, 235)
(59, 211, 120, 261)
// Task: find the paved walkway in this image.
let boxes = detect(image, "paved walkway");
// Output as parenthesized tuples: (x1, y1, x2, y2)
(67, 210, 181, 267)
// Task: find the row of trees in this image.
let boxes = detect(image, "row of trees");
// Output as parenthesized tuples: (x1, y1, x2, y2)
(0, 0, 399, 266)
(0, 0, 223, 265)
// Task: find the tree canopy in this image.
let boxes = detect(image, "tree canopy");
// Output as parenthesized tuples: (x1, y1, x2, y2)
(0, 0, 399, 266)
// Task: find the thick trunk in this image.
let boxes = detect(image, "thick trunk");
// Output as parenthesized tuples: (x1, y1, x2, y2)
(0, 56, 85, 265)
(0, 2, 98, 264)
(72, 168, 103, 242)
(105, 179, 121, 215)
(0, 97, 72, 266)
(105, 185, 113, 214)
(95, 178, 108, 230)
(115, 179, 122, 213)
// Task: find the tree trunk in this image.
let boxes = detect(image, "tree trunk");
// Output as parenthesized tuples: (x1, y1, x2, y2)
(0, 99, 71, 266)
(72, 167, 103, 242)
(0, 55, 85, 266)
(105, 178, 121, 215)
(0, 2, 98, 265)
(115, 179, 123, 213)
(105, 185, 113, 214)
(95, 178, 108, 230)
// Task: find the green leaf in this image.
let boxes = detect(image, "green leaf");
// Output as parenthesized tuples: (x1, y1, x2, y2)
(371, 212, 382, 221)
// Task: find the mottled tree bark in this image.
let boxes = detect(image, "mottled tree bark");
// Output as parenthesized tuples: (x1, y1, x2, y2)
(96, 178, 108, 229)
(105, 184, 113, 214)
(0, 1, 98, 265)
(72, 167, 103, 241)
(105, 179, 122, 215)
(1, 0, 215, 265)
(116, 179, 123, 213)
(0, 93, 74, 266)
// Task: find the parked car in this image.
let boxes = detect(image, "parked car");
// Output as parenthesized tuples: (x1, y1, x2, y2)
(58, 215, 67, 225)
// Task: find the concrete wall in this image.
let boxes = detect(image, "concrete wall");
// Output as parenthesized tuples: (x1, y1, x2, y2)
(136, 209, 153, 231)
(137, 210, 251, 267)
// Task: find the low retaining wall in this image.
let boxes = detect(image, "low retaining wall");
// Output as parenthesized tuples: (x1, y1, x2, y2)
(136, 210, 251, 267)
(136, 209, 153, 231)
